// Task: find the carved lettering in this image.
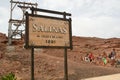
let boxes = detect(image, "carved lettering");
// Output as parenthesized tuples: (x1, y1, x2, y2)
(32, 23, 67, 34)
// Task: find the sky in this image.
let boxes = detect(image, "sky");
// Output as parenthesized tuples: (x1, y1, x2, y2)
(0, 0, 120, 38)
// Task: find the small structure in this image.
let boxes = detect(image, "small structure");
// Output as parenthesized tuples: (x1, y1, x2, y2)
(8, 0, 37, 45)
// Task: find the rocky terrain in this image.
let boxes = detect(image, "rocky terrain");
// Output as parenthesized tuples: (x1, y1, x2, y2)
(0, 32, 120, 80)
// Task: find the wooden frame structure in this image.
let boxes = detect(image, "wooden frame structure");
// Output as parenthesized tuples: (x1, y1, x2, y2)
(25, 7, 72, 80)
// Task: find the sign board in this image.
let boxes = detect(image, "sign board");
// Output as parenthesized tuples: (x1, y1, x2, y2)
(25, 8, 72, 80)
(25, 14, 72, 48)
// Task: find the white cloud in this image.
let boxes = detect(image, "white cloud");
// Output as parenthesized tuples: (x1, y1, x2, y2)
(0, 0, 120, 38)
(71, 0, 120, 38)
(73, 14, 120, 38)
(0, 7, 9, 34)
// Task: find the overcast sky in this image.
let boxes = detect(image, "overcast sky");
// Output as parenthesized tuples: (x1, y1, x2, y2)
(0, 0, 120, 38)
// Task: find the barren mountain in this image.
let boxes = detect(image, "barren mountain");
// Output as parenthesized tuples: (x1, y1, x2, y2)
(0, 33, 120, 80)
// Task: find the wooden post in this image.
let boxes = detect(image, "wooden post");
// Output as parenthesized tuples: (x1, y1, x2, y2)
(31, 46, 34, 80)
(63, 12, 68, 80)
(64, 48, 68, 80)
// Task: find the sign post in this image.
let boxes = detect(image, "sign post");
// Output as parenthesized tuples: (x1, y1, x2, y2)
(31, 46, 34, 80)
(64, 12, 68, 80)
(25, 7, 72, 80)
(64, 48, 68, 80)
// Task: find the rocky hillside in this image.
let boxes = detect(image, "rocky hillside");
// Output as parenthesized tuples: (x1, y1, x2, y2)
(0, 33, 120, 80)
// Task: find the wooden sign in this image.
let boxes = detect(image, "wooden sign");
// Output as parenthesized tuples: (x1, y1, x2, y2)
(25, 14, 72, 48)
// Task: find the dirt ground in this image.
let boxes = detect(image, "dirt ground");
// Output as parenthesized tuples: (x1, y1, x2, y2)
(1, 33, 120, 80)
